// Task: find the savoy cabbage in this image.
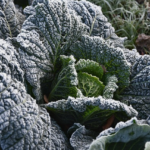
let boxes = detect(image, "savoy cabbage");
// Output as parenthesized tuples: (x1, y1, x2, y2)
(0, 0, 150, 149)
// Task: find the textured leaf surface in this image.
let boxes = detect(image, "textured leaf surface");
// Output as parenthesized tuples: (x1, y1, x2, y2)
(70, 35, 130, 88)
(70, 125, 97, 150)
(103, 74, 118, 99)
(0, 39, 24, 83)
(45, 96, 138, 130)
(89, 117, 150, 150)
(50, 118, 72, 150)
(0, 72, 71, 150)
(78, 72, 104, 97)
(0, 0, 21, 39)
(48, 55, 78, 101)
(75, 59, 104, 80)
(0, 39, 71, 149)
(121, 48, 150, 119)
(16, 0, 88, 102)
(0, 73, 51, 150)
(66, 0, 113, 38)
(66, 0, 127, 47)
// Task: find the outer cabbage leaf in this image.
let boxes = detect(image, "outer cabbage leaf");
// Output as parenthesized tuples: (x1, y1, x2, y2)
(48, 55, 78, 101)
(89, 117, 150, 150)
(50, 118, 72, 149)
(70, 35, 130, 88)
(0, 39, 71, 149)
(0, 73, 50, 149)
(0, 0, 21, 39)
(45, 96, 138, 131)
(70, 125, 97, 150)
(121, 49, 150, 119)
(16, 0, 88, 102)
(0, 72, 71, 150)
(78, 72, 104, 97)
(75, 59, 104, 80)
(103, 74, 118, 99)
(66, 0, 127, 48)
(66, 0, 113, 38)
(0, 39, 24, 83)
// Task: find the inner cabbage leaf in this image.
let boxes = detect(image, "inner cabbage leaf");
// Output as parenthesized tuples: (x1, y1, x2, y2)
(48, 55, 78, 101)
(78, 72, 104, 97)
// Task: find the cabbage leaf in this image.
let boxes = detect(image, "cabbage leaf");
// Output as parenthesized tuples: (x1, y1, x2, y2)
(89, 117, 150, 150)
(45, 96, 138, 130)
(121, 49, 150, 119)
(0, 0, 21, 39)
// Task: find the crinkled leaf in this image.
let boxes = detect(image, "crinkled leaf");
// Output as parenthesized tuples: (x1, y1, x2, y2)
(66, 0, 113, 38)
(50, 118, 72, 149)
(75, 59, 103, 80)
(0, 72, 71, 150)
(89, 117, 150, 150)
(70, 125, 97, 150)
(121, 48, 150, 119)
(0, 0, 21, 39)
(16, 0, 88, 102)
(48, 55, 78, 101)
(123, 54, 150, 96)
(45, 96, 138, 131)
(0, 73, 51, 150)
(70, 35, 130, 88)
(78, 72, 104, 97)
(66, 0, 126, 47)
(0, 39, 71, 149)
(103, 74, 118, 99)
(0, 39, 24, 83)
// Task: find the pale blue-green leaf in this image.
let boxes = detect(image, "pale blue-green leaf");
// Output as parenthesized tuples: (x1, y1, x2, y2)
(89, 117, 150, 150)
(0, 0, 21, 39)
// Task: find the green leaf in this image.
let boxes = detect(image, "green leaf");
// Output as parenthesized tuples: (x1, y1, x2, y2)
(48, 55, 78, 101)
(77, 72, 104, 97)
(103, 74, 118, 99)
(89, 118, 150, 150)
(75, 59, 104, 80)
(45, 96, 138, 130)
